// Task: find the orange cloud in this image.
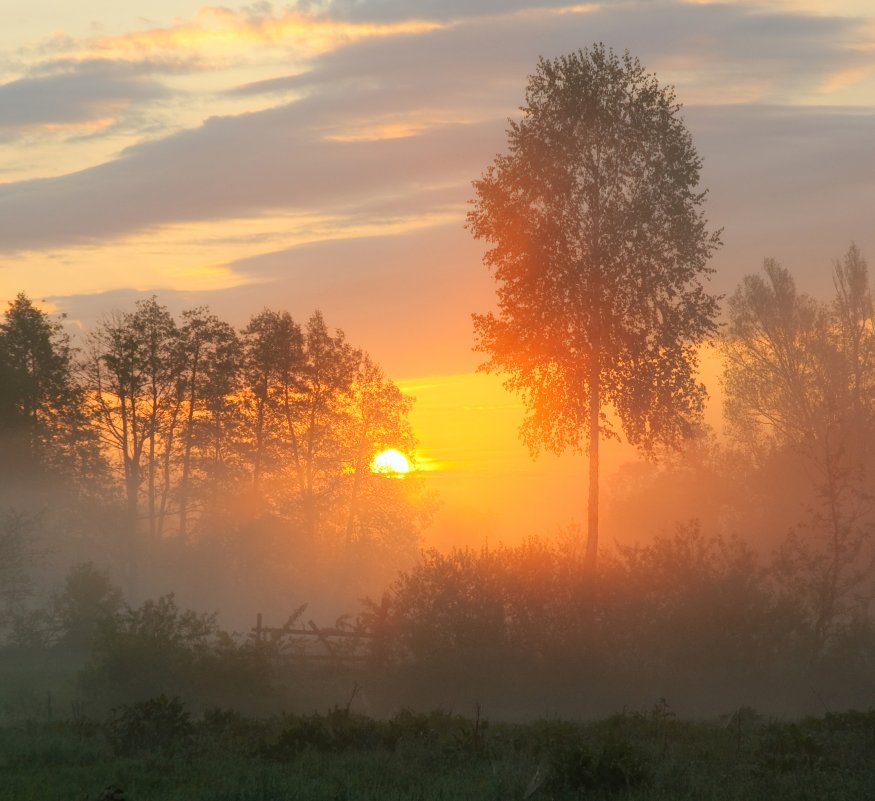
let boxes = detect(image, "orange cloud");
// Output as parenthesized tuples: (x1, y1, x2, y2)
(37, 6, 445, 67)
(817, 63, 875, 94)
(0, 208, 461, 302)
(37, 116, 120, 135)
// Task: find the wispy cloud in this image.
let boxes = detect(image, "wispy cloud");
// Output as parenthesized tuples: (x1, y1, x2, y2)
(0, 0, 873, 348)
(19, 5, 447, 71)
(1, 1, 872, 247)
(816, 63, 875, 96)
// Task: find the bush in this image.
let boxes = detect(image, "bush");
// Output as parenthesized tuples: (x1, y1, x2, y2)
(52, 562, 123, 652)
(80, 594, 277, 712)
(105, 694, 192, 757)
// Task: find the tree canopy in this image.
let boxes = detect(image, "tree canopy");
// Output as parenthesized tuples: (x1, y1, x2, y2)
(468, 45, 721, 569)
(74, 298, 424, 598)
(0, 293, 98, 479)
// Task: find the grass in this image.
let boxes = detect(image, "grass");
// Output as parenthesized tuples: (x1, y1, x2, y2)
(2, 704, 875, 800)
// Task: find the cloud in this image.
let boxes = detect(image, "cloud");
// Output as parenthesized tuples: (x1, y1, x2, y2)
(0, 3, 459, 163)
(18, 4, 447, 70)
(0, 1, 871, 263)
(0, 70, 169, 132)
(231, 1, 869, 111)
(46, 221, 492, 376)
(816, 63, 875, 95)
(314, 0, 599, 23)
(686, 103, 875, 294)
(0, 111, 502, 251)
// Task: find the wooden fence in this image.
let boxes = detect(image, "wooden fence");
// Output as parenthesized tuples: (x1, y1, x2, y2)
(251, 613, 374, 665)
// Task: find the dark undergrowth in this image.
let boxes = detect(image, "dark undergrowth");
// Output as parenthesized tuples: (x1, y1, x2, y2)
(2, 699, 875, 801)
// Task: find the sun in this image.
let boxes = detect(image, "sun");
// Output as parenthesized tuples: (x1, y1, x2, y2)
(372, 449, 411, 475)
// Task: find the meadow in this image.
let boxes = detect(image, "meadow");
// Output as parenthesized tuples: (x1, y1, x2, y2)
(5, 530, 875, 800)
(3, 697, 875, 801)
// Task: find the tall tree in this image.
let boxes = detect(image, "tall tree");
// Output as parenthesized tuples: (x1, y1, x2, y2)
(342, 353, 416, 544)
(292, 311, 360, 539)
(83, 299, 178, 592)
(240, 309, 304, 504)
(723, 248, 875, 660)
(84, 310, 146, 594)
(130, 298, 180, 540)
(0, 293, 97, 479)
(0, 295, 69, 452)
(175, 307, 240, 536)
(467, 46, 720, 570)
(722, 260, 824, 457)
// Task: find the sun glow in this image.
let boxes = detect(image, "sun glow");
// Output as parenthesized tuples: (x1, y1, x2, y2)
(372, 449, 411, 475)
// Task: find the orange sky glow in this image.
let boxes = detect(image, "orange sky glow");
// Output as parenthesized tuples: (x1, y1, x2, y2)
(1, 0, 873, 553)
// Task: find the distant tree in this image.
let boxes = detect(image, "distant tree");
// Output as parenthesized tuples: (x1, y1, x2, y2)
(52, 561, 124, 652)
(0, 293, 97, 478)
(175, 308, 240, 536)
(0, 510, 38, 631)
(82, 298, 181, 592)
(292, 312, 361, 539)
(193, 318, 245, 511)
(240, 309, 305, 501)
(468, 45, 721, 569)
(722, 246, 875, 661)
(723, 260, 826, 458)
(130, 298, 181, 540)
(342, 354, 416, 544)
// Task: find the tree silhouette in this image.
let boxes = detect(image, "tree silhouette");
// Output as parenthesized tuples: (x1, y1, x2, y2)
(722, 247, 875, 660)
(175, 308, 240, 536)
(130, 298, 180, 541)
(0, 294, 96, 478)
(468, 46, 721, 570)
(290, 311, 361, 539)
(240, 308, 304, 501)
(342, 353, 416, 544)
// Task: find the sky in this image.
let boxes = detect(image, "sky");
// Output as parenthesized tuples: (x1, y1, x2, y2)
(1, 0, 873, 547)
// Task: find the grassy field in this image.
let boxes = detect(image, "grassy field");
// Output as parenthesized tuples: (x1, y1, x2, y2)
(2, 700, 875, 800)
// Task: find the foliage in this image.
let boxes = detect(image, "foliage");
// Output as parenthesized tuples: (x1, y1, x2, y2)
(468, 45, 720, 567)
(4, 708, 875, 801)
(375, 548, 508, 668)
(542, 734, 650, 795)
(51, 562, 124, 652)
(80, 594, 276, 711)
(0, 293, 100, 480)
(722, 246, 875, 661)
(363, 531, 869, 715)
(75, 295, 422, 597)
(105, 694, 193, 757)
(175, 306, 242, 537)
(2, 562, 123, 652)
(0, 510, 39, 627)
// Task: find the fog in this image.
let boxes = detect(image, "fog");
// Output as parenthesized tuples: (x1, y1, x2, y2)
(2, 248, 875, 725)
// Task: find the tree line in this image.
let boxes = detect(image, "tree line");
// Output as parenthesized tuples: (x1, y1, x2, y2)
(722, 244, 875, 662)
(0, 296, 422, 599)
(2, 243, 874, 715)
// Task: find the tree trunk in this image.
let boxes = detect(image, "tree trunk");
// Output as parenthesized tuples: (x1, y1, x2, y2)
(585, 360, 600, 572)
(125, 456, 140, 600)
(178, 357, 199, 537)
(121, 391, 141, 599)
(345, 438, 368, 544)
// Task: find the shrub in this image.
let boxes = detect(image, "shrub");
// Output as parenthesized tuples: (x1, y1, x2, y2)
(52, 562, 123, 652)
(80, 594, 277, 712)
(105, 694, 192, 757)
